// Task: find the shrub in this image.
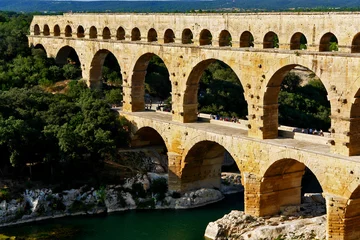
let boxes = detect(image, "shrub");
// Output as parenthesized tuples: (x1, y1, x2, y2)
(150, 178, 168, 201)
(96, 186, 106, 205)
(0, 189, 10, 201)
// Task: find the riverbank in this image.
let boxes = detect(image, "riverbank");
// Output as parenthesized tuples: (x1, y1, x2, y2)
(0, 172, 243, 228)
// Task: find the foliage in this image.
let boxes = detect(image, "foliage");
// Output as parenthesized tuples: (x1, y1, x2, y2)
(105, 88, 123, 106)
(0, 188, 10, 201)
(96, 186, 106, 205)
(150, 177, 168, 201)
(145, 56, 171, 100)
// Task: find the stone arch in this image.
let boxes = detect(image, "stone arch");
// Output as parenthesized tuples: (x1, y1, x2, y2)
(34, 44, 47, 56)
(43, 24, 50, 36)
(55, 45, 81, 67)
(34, 24, 40, 35)
(290, 32, 307, 50)
(164, 29, 175, 43)
(131, 27, 141, 41)
(147, 28, 157, 42)
(182, 28, 193, 44)
(351, 33, 360, 53)
(181, 140, 240, 192)
(343, 185, 360, 239)
(263, 64, 331, 139)
(259, 158, 324, 216)
(348, 89, 360, 156)
(131, 126, 168, 150)
(218, 30, 232, 47)
(89, 26, 97, 39)
(116, 27, 125, 40)
(103, 27, 111, 40)
(129, 53, 170, 111)
(183, 59, 245, 123)
(88, 49, 121, 88)
(65, 25, 72, 37)
(54, 25, 60, 36)
(319, 32, 338, 52)
(199, 29, 212, 46)
(240, 31, 254, 48)
(77, 25, 85, 38)
(263, 31, 279, 49)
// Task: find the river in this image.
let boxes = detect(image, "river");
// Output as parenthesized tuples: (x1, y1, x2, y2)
(1, 192, 244, 240)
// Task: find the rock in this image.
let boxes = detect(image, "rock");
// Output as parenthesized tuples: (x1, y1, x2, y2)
(175, 189, 223, 209)
(147, 172, 168, 182)
(303, 193, 325, 205)
(0, 200, 7, 211)
(280, 205, 300, 216)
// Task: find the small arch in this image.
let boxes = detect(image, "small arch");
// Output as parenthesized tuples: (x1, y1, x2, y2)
(290, 32, 307, 50)
(43, 24, 50, 36)
(319, 32, 338, 52)
(164, 29, 175, 43)
(219, 30, 232, 47)
(89, 26, 97, 39)
(103, 27, 111, 40)
(147, 28, 158, 42)
(116, 27, 125, 40)
(182, 28, 193, 44)
(240, 31, 254, 48)
(54, 25, 60, 36)
(34, 24, 40, 35)
(199, 29, 212, 46)
(351, 33, 360, 53)
(263, 31, 279, 49)
(131, 27, 141, 41)
(77, 26, 85, 38)
(65, 25, 72, 37)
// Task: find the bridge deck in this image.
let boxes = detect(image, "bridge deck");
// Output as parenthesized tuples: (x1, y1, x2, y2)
(118, 110, 360, 162)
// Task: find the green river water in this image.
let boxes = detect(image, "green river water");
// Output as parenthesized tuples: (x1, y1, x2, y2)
(1, 192, 244, 240)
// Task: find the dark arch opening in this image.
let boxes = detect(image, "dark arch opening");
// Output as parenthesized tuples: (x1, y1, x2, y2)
(351, 33, 360, 53)
(264, 65, 330, 138)
(319, 32, 338, 52)
(43, 24, 50, 36)
(184, 59, 247, 123)
(34, 44, 47, 56)
(34, 24, 40, 35)
(65, 25, 72, 38)
(54, 25, 60, 37)
(182, 28, 193, 44)
(164, 29, 175, 43)
(55, 46, 81, 67)
(219, 30, 232, 47)
(131, 28, 141, 41)
(199, 29, 212, 46)
(260, 159, 324, 216)
(240, 31, 254, 48)
(89, 49, 122, 93)
(147, 28, 157, 42)
(182, 141, 243, 196)
(263, 31, 279, 49)
(290, 32, 307, 50)
(103, 27, 111, 40)
(90, 26, 97, 39)
(129, 53, 170, 112)
(117, 27, 125, 40)
(77, 26, 85, 38)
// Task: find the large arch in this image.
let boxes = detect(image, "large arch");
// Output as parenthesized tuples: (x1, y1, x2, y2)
(290, 32, 307, 50)
(90, 26, 97, 39)
(319, 32, 338, 52)
(131, 27, 141, 41)
(181, 140, 240, 192)
(43, 24, 50, 36)
(129, 53, 170, 111)
(116, 27, 125, 40)
(219, 30, 232, 47)
(259, 158, 324, 216)
(351, 33, 360, 53)
(65, 25, 72, 37)
(183, 59, 245, 123)
(341, 185, 360, 239)
(239, 31, 254, 48)
(54, 25, 60, 36)
(263, 31, 279, 49)
(88, 49, 121, 88)
(164, 29, 175, 43)
(77, 25, 85, 38)
(131, 126, 167, 149)
(263, 64, 331, 139)
(182, 28, 193, 44)
(348, 89, 360, 156)
(147, 28, 157, 42)
(103, 27, 111, 40)
(199, 29, 212, 46)
(55, 45, 81, 66)
(34, 44, 47, 56)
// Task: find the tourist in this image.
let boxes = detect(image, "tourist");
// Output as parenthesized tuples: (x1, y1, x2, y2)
(319, 129, 324, 136)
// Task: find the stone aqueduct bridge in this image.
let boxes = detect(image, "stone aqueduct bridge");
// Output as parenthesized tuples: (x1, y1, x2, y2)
(28, 13, 360, 239)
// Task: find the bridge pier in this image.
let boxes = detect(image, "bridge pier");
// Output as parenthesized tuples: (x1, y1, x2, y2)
(168, 152, 183, 192)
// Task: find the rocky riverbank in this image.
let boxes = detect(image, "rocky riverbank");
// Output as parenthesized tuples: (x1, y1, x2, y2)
(204, 193, 326, 240)
(0, 172, 244, 228)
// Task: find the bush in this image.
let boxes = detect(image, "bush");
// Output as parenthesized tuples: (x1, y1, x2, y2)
(0, 189, 10, 201)
(96, 186, 106, 205)
(150, 178, 168, 201)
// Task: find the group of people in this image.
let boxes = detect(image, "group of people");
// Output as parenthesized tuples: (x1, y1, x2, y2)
(209, 114, 240, 123)
(301, 128, 324, 136)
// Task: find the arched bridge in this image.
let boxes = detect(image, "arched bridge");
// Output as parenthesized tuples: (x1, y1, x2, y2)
(28, 12, 360, 239)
